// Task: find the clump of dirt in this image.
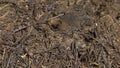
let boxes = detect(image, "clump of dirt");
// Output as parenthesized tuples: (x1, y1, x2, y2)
(0, 0, 120, 68)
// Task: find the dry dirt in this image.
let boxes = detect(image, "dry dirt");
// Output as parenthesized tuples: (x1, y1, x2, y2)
(0, 0, 120, 68)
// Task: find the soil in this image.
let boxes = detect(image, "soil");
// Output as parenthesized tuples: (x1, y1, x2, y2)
(0, 0, 120, 68)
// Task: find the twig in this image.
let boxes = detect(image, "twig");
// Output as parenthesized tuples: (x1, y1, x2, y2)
(6, 53, 12, 68)
(0, 4, 9, 11)
(13, 25, 30, 33)
(2, 48, 6, 68)
(0, 11, 10, 19)
(48, 13, 64, 20)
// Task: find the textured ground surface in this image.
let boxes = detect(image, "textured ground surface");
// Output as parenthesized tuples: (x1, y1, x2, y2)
(0, 0, 120, 68)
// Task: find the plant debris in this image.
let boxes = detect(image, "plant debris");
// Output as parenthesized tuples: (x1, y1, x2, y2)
(0, 0, 120, 68)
